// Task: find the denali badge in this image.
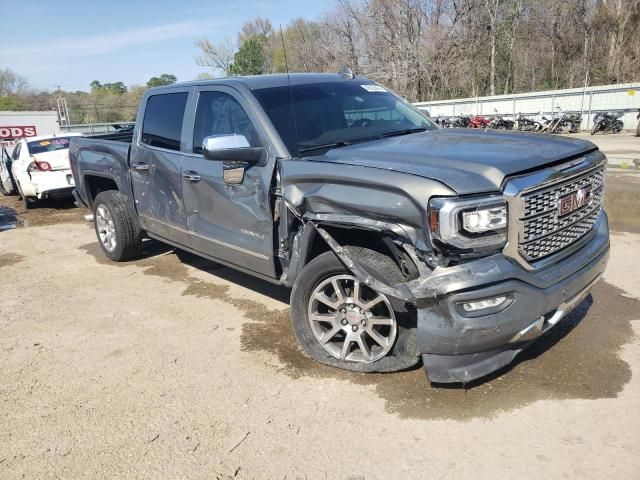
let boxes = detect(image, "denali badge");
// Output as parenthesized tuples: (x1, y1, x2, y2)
(558, 185, 592, 217)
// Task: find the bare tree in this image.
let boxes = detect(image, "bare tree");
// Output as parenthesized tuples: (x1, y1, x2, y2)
(194, 38, 236, 77)
(0, 68, 29, 96)
(238, 17, 274, 44)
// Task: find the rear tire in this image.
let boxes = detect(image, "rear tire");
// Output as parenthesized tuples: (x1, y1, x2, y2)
(92, 190, 142, 261)
(16, 182, 37, 209)
(290, 247, 420, 373)
(23, 196, 37, 209)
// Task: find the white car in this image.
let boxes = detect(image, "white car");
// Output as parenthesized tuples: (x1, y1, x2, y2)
(10, 133, 83, 208)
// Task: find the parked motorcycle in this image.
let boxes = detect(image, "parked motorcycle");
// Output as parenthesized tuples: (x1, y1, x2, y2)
(591, 112, 624, 135)
(433, 116, 449, 128)
(468, 115, 491, 128)
(532, 112, 551, 132)
(517, 114, 537, 131)
(489, 115, 515, 130)
(567, 113, 582, 133)
(452, 116, 471, 128)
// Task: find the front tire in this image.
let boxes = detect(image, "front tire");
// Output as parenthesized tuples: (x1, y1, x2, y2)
(92, 190, 142, 261)
(591, 123, 599, 135)
(290, 247, 420, 373)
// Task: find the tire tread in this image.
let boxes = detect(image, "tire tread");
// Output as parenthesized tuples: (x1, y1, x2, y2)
(93, 190, 142, 261)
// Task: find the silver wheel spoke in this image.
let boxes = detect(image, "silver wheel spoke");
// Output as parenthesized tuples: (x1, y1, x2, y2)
(319, 325, 341, 345)
(356, 335, 371, 360)
(310, 313, 336, 324)
(368, 329, 389, 348)
(340, 339, 352, 359)
(331, 279, 346, 304)
(362, 295, 384, 311)
(369, 317, 394, 326)
(352, 280, 361, 304)
(313, 292, 340, 310)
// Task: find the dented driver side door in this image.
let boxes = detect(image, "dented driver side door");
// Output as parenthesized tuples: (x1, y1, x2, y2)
(180, 85, 277, 278)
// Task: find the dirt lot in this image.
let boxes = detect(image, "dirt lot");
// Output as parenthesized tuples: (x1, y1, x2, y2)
(569, 131, 640, 167)
(1, 174, 639, 479)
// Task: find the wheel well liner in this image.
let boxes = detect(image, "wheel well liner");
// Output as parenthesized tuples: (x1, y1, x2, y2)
(305, 224, 396, 266)
(84, 175, 118, 205)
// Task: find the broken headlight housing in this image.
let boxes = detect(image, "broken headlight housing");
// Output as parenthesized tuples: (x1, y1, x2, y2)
(428, 196, 508, 251)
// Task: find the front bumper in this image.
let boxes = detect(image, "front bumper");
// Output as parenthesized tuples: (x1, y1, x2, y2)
(411, 210, 610, 383)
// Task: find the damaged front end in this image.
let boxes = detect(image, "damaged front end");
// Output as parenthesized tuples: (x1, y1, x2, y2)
(276, 153, 609, 384)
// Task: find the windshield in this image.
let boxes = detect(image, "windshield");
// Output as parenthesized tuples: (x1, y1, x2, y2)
(27, 137, 73, 155)
(253, 81, 436, 157)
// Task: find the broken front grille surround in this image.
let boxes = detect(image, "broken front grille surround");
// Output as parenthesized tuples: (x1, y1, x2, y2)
(502, 152, 606, 270)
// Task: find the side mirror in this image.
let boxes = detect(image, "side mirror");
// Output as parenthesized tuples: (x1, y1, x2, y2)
(202, 134, 264, 164)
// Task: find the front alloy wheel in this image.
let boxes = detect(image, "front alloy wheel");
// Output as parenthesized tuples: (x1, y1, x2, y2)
(308, 274, 397, 363)
(290, 247, 420, 373)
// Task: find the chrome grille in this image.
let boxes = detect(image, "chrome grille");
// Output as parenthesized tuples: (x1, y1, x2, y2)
(519, 166, 605, 261)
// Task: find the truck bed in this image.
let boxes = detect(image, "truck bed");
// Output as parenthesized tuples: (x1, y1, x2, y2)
(85, 131, 134, 143)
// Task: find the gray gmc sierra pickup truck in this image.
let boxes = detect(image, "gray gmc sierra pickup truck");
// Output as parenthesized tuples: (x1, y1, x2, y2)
(70, 73, 609, 383)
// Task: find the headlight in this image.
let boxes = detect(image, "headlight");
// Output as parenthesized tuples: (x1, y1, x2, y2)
(428, 196, 508, 250)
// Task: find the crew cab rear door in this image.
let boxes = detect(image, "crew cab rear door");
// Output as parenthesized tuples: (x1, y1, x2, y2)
(131, 89, 191, 245)
(180, 85, 277, 278)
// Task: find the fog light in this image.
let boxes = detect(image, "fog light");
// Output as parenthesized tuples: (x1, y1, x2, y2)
(461, 296, 507, 312)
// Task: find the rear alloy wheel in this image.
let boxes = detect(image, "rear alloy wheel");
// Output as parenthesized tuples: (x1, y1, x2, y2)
(95, 204, 117, 253)
(291, 247, 420, 373)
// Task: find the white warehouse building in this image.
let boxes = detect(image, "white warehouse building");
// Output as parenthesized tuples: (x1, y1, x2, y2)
(0, 111, 61, 154)
(414, 82, 640, 131)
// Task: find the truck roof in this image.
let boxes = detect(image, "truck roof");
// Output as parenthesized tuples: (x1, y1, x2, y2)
(147, 73, 372, 93)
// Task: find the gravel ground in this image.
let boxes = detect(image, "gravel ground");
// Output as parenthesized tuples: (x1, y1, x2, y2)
(567, 131, 640, 167)
(0, 175, 639, 479)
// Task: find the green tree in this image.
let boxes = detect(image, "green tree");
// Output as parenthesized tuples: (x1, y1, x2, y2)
(146, 74, 178, 88)
(102, 82, 127, 95)
(90, 80, 102, 92)
(229, 36, 267, 76)
(89, 80, 127, 95)
(0, 96, 21, 110)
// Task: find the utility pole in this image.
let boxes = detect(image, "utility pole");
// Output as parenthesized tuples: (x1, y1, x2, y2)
(55, 85, 71, 126)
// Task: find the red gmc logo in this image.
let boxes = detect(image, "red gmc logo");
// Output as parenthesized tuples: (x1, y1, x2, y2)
(558, 185, 592, 217)
(0, 126, 37, 139)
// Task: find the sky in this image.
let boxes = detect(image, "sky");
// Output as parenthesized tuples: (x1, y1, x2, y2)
(0, 0, 334, 92)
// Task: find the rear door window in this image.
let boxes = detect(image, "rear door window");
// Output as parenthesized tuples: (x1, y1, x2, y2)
(141, 93, 188, 151)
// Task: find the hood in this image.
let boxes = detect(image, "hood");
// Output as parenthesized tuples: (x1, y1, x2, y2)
(308, 129, 598, 194)
(32, 149, 71, 171)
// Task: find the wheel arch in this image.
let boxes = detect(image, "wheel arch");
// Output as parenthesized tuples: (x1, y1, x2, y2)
(84, 173, 119, 205)
(284, 219, 420, 302)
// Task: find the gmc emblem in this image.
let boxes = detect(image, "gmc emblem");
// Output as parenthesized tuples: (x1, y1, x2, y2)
(558, 185, 592, 217)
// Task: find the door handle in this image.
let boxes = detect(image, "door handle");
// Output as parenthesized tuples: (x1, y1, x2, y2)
(182, 171, 201, 182)
(132, 162, 150, 172)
